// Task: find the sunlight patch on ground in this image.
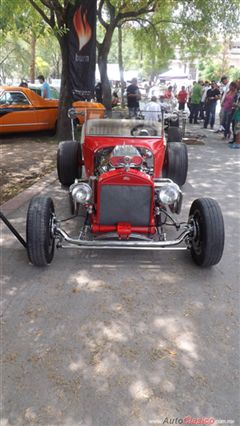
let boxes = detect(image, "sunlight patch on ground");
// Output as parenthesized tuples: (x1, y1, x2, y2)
(73, 272, 107, 292)
(129, 380, 153, 400)
(153, 316, 198, 363)
(102, 322, 130, 342)
(69, 357, 85, 372)
(175, 331, 198, 359)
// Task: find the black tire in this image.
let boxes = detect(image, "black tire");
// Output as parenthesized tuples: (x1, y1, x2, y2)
(189, 198, 225, 267)
(26, 196, 55, 266)
(167, 126, 182, 142)
(169, 117, 179, 127)
(57, 140, 82, 186)
(163, 142, 188, 186)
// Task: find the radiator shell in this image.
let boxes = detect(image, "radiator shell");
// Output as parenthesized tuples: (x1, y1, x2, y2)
(94, 169, 155, 228)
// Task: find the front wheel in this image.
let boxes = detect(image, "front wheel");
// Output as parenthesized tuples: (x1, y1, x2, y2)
(26, 196, 55, 266)
(189, 198, 224, 267)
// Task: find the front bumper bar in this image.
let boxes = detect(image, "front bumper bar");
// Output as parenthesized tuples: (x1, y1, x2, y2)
(56, 227, 190, 250)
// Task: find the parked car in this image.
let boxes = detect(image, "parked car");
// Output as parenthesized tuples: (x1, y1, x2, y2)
(0, 86, 105, 134)
(26, 113, 224, 267)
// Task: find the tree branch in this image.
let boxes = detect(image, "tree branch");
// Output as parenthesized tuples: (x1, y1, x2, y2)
(120, 17, 187, 28)
(28, 0, 55, 27)
(105, 0, 115, 21)
(0, 48, 16, 66)
(49, 0, 64, 15)
(116, 4, 156, 24)
(119, 1, 128, 11)
(97, 0, 109, 30)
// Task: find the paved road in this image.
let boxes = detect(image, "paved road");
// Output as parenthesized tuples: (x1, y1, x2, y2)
(1, 126, 240, 426)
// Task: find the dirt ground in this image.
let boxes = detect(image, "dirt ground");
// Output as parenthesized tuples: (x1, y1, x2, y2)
(0, 127, 205, 206)
(0, 132, 59, 204)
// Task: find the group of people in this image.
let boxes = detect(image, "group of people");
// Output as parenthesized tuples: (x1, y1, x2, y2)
(125, 77, 240, 149)
(19, 75, 50, 99)
(188, 77, 240, 149)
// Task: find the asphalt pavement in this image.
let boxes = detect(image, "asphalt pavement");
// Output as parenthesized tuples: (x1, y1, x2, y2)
(1, 124, 240, 426)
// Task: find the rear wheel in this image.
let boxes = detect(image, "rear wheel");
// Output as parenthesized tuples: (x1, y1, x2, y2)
(57, 140, 82, 186)
(26, 196, 55, 266)
(189, 198, 224, 267)
(167, 126, 182, 142)
(163, 142, 188, 186)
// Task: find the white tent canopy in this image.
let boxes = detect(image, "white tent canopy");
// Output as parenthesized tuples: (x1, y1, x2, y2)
(96, 64, 138, 82)
(159, 69, 188, 79)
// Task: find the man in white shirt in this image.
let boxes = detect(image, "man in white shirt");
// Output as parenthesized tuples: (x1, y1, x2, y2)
(144, 96, 161, 121)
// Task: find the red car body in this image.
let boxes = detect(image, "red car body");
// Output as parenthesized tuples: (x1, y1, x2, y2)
(26, 116, 224, 268)
(83, 135, 165, 177)
(81, 121, 165, 237)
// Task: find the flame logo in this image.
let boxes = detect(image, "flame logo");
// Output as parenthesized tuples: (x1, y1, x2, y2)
(73, 6, 92, 51)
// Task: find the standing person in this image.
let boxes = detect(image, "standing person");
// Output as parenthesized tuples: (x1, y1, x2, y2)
(144, 96, 161, 121)
(214, 75, 230, 133)
(112, 90, 119, 108)
(221, 81, 238, 139)
(19, 79, 28, 88)
(189, 80, 202, 124)
(200, 81, 211, 120)
(229, 79, 240, 148)
(173, 83, 177, 96)
(187, 83, 194, 114)
(159, 95, 168, 112)
(37, 75, 50, 99)
(203, 81, 220, 129)
(177, 86, 188, 110)
(95, 82, 103, 103)
(164, 86, 174, 100)
(127, 78, 141, 118)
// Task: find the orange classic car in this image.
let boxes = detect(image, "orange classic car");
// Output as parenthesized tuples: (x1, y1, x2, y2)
(0, 86, 105, 134)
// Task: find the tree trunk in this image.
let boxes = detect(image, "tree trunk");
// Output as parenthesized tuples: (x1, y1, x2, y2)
(118, 26, 125, 108)
(98, 25, 115, 113)
(29, 32, 36, 83)
(57, 35, 73, 141)
(150, 55, 156, 82)
(98, 53, 112, 113)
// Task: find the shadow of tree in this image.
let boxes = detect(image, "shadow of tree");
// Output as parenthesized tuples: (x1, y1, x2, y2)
(1, 134, 240, 425)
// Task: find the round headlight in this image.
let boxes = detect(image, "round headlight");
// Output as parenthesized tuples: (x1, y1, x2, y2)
(71, 183, 92, 204)
(159, 183, 180, 205)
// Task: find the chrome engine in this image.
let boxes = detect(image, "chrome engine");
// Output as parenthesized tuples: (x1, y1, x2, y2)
(94, 145, 154, 176)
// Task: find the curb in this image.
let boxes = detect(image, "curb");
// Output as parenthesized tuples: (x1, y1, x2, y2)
(1, 171, 58, 216)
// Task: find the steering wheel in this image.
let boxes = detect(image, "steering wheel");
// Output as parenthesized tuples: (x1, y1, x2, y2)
(130, 124, 157, 136)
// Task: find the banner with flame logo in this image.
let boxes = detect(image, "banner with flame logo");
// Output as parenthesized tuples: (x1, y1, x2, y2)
(67, 0, 97, 101)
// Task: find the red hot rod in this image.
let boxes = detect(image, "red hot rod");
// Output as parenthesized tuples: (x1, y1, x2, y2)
(26, 115, 224, 267)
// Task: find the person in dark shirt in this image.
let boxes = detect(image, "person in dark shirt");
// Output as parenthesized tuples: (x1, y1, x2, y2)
(95, 82, 103, 103)
(127, 78, 141, 118)
(204, 81, 220, 129)
(19, 80, 28, 88)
